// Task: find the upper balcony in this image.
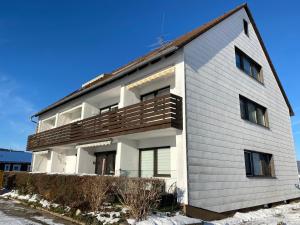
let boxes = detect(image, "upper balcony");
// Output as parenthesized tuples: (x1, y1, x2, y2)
(27, 94, 182, 150)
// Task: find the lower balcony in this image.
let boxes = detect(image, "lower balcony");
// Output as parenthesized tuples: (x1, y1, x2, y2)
(27, 94, 182, 150)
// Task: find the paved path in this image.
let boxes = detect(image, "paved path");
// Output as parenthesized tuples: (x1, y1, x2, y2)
(0, 198, 75, 225)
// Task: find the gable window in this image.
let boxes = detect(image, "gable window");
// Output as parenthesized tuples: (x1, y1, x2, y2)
(139, 147, 171, 178)
(244, 150, 274, 177)
(239, 95, 268, 127)
(100, 103, 118, 114)
(243, 19, 249, 36)
(235, 47, 263, 83)
(141, 86, 170, 101)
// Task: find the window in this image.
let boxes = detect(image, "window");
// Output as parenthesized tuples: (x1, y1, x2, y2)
(243, 19, 249, 36)
(141, 86, 170, 101)
(239, 95, 268, 127)
(12, 164, 21, 171)
(244, 150, 274, 177)
(235, 47, 263, 83)
(139, 147, 171, 177)
(100, 103, 118, 114)
(4, 164, 10, 171)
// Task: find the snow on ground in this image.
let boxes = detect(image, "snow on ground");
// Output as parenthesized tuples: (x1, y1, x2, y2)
(206, 201, 300, 225)
(128, 213, 202, 225)
(0, 198, 72, 225)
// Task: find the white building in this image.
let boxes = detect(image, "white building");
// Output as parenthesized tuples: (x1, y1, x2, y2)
(28, 4, 300, 218)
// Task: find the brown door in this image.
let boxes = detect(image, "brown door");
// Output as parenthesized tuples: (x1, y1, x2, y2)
(95, 151, 116, 175)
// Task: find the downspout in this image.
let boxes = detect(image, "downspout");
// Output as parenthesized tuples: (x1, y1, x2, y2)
(30, 115, 37, 124)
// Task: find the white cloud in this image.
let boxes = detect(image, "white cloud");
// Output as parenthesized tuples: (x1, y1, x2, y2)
(0, 74, 36, 149)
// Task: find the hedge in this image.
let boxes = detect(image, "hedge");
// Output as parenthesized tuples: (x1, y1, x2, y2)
(3, 172, 166, 220)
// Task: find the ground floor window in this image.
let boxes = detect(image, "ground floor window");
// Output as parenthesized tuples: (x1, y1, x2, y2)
(4, 164, 10, 171)
(12, 164, 21, 171)
(244, 150, 274, 177)
(139, 147, 171, 178)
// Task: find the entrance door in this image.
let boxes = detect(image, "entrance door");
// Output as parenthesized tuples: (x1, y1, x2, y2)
(95, 151, 116, 175)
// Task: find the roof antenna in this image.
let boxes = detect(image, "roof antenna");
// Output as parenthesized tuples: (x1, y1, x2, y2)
(149, 12, 169, 49)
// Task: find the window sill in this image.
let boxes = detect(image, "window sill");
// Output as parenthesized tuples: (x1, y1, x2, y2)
(241, 118, 270, 130)
(246, 175, 277, 179)
(237, 68, 265, 86)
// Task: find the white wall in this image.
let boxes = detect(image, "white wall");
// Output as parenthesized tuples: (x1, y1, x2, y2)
(184, 8, 299, 212)
(82, 102, 100, 119)
(76, 148, 96, 174)
(32, 152, 50, 172)
(50, 151, 65, 173)
(64, 149, 77, 173)
(116, 139, 139, 177)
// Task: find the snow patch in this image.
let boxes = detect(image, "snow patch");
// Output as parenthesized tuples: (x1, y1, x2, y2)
(127, 214, 202, 225)
(207, 201, 300, 225)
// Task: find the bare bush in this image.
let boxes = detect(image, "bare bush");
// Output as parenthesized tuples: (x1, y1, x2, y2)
(117, 177, 164, 221)
(82, 176, 116, 211)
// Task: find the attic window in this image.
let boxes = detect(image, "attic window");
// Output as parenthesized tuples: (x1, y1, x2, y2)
(243, 19, 249, 36)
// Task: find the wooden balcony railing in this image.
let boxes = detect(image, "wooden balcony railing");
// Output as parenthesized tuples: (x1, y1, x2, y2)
(27, 94, 182, 150)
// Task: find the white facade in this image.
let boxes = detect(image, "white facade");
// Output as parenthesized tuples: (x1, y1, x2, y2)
(184, 8, 299, 212)
(30, 5, 299, 214)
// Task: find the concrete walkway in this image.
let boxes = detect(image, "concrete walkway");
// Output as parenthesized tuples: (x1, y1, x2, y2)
(0, 198, 75, 225)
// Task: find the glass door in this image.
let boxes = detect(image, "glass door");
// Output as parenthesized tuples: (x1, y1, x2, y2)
(95, 151, 116, 175)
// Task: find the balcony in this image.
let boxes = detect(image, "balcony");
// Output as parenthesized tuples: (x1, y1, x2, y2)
(27, 94, 183, 150)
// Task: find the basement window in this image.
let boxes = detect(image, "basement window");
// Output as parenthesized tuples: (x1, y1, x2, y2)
(243, 19, 249, 36)
(244, 150, 275, 177)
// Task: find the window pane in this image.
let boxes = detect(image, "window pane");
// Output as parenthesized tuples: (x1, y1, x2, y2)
(111, 104, 118, 111)
(256, 107, 265, 126)
(12, 164, 21, 171)
(236, 52, 242, 69)
(247, 102, 257, 123)
(252, 152, 263, 176)
(243, 20, 249, 36)
(260, 154, 271, 176)
(157, 87, 170, 97)
(243, 58, 251, 75)
(251, 64, 259, 80)
(142, 93, 155, 101)
(100, 108, 110, 114)
(244, 152, 252, 176)
(140, 150, 154, 177)
(240, 98, 247, 119)
(157, 148, 171, 176)
(4, 164, 10, 171)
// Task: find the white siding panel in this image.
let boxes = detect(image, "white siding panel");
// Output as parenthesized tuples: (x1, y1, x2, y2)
(184, 8, 299, 212)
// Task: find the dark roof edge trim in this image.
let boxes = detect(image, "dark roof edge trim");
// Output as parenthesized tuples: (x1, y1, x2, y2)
(244, 5, 294, 116)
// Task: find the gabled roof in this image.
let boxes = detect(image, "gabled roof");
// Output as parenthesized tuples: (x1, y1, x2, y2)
(0, 148, 32, 163)
(34, 3, 294, 117)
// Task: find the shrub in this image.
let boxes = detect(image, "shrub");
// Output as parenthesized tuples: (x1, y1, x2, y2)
(82, 176, 117, 211)
(3, 172, 165, 220)
(117, 177, 164, 221)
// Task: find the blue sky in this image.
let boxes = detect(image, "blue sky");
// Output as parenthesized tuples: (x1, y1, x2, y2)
(0, 0, 299, 157)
